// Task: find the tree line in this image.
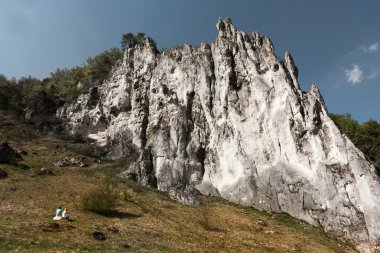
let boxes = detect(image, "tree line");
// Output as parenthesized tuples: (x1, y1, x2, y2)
(0, 47, 123, 115)
(0, 33, 147, 117)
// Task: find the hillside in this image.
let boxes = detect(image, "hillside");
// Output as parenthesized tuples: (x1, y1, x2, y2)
(0, 111, 358, 252)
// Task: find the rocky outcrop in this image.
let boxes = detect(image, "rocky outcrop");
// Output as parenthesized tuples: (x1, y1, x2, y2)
(53, 157, 89, 167)
(0, 168, 8, 179)
(57, 19, 380, 252)
(0, 142, 21, 164)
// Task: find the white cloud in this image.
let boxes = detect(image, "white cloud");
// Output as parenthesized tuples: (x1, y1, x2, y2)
(369, 43, 379, 52)
(361, 43, 379, 53)
(345, 64, 363, 85)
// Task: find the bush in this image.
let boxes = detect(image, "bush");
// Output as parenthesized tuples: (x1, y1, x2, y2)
(80, 185, 119, 215)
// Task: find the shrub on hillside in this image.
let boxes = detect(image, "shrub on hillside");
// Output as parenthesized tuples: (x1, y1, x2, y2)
(80, 185, 119, 215)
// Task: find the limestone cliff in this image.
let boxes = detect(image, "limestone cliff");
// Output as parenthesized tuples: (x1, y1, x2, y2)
(57, 19, 380, 252)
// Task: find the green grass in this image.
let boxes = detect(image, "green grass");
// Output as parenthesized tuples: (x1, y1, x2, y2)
(0, 112, 359, 252)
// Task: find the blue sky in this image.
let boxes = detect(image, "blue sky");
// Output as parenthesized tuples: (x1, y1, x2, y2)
(0, 0, 379, 122)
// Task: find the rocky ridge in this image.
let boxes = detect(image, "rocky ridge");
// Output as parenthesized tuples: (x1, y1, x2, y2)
(57, 18, 380, 252)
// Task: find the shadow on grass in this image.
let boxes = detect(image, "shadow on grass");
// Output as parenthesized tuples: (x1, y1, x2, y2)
(38, 222, 76, 232)
(97, 210, 142, 219)
(199, 221, 226, 233)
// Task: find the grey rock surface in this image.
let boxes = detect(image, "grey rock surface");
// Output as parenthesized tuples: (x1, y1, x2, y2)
(168, 186, 201, 206)
(57, 19, 380, 252)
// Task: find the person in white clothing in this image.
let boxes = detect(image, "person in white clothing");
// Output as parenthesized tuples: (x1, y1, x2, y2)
(62, 208, 70, 220)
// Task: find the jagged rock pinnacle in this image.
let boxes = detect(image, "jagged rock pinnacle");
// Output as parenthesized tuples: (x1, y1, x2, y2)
(217, 17, 236, 37)
(284, 51, 300, 89)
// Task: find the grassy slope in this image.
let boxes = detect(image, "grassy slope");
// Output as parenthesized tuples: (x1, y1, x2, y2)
(0, 113, 357, 253)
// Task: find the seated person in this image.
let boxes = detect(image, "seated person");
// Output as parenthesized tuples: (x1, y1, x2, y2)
(62, 208, 70, 220)
(53, 206, 63, 221)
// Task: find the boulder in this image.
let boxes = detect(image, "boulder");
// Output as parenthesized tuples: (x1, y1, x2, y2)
(92, 231, 106, 241)
(53, 157, 88, 167)
(0, 168, 8, 179)
(0, 142, 21, 164)
(168, 186, 201, 206)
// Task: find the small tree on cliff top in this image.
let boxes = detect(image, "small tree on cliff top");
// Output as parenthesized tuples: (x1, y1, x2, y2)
(121, 32, 146, 50)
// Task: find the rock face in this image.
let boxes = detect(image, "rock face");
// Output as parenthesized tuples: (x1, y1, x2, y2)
(57, 19, 380, 252)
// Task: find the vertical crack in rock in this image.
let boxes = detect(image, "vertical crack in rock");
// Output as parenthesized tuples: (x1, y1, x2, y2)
(197, 146, 206, 178)
(88, 87, 100, 109)
(208, 54, 216, 113)
(186, 91, 195, 126)
(311, 99, 322, 135)
(227, 50, 239, 91)
(141, 87, 150, 148)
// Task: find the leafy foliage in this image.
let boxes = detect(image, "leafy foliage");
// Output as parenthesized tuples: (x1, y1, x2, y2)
(330, 113, 380, 170)
(85, 47, 123, 85)
(1, 32, 150, 119)
(46, 47, 123, 105)
(0, 74, 21, 112)
(121, 32, 145, 50)
(0, 47, 123, 116)
(46, 67, 86, 105)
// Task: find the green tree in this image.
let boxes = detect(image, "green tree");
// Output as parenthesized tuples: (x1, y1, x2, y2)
(121, 32, 146, 50)
(44, 48, 122, 106)
(46, 67, 85, 105)
(121, 32, 135, 50)
(331, 113, 380, 172)
(0, 75, 20, 112)
(356, 120, 380, 169)
(330, 113, 358, 140)
(134, 32, 145, 45)
(85, 47, 122, 83)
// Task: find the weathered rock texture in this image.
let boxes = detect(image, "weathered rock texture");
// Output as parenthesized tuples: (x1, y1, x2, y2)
(57, 19, 380, 252)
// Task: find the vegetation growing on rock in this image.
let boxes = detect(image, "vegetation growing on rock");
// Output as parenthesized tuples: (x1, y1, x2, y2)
(121, 32, 146, 50)
(330, 113, 380, 171)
